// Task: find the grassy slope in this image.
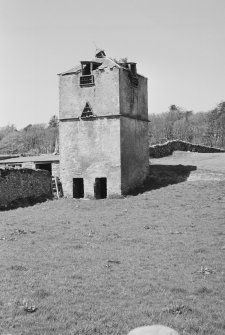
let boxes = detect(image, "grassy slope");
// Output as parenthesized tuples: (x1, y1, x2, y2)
(0, 153, 225, 335)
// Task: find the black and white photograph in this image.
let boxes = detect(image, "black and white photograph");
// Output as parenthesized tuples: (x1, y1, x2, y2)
(0, 1, 225, 334)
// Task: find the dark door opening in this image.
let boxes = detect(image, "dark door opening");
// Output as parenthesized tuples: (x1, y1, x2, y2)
(94, 178, 107, 199)
(35, 163, 52, 174)
(73, 178, 84, 198)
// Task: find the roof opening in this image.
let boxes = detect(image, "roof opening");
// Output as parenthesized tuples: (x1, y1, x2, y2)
(82, 63, 91, 76)
(81, 61, 101, 76)
(95, 49, 106, 58)
(127, 63, 138, 87)
(80, 61, 101, 87)
(129, 63, 137, 76)
(81, 102, 94, 118)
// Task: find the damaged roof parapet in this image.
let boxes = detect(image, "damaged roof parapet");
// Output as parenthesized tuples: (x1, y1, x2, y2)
(58, 50, 146, 78)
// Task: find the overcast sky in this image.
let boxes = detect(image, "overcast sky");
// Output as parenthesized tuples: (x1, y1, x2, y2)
(1, 0, 225, 129)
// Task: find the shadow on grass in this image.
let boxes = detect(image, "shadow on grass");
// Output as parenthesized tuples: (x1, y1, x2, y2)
(0, 195, 52, 211)
(131, 164, 197, 195)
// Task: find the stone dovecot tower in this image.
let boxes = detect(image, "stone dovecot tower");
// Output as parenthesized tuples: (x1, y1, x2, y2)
(58, 50, 149, 199)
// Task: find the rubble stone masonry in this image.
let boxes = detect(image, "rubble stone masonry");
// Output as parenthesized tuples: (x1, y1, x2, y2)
(149, 140, 225, 158)
(0, 169, 53, 210)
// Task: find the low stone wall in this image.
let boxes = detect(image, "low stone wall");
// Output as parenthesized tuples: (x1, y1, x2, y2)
(0, 169, 53, 210)
(149, 140, 225, 158)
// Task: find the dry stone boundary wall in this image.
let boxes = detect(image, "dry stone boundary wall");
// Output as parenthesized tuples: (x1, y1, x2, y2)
(0, 169, 53, 210)
(149, 140, 225, 158)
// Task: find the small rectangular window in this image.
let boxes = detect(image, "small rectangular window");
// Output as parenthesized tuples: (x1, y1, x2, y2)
(80, 75, 95, 87)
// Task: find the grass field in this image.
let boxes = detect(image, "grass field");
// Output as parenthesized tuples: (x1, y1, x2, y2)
(0, 152, 225, 335)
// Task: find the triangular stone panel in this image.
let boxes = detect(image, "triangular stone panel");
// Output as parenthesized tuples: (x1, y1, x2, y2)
(81, 102, 93, 117)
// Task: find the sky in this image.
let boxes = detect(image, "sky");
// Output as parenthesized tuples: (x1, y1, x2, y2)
(1, 0, 225, 129)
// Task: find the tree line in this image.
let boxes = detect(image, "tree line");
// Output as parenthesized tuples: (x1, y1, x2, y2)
(1, 101, 225, 155)
(0, 115, 59, 155)
(149, 101, 225, 149)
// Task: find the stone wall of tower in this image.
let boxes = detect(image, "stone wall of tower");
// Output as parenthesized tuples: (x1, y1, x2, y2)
(59, 67, 120, 119)
(119, 68, 149, 194)
(59, 117, 121, 198)
(59, 57, 149, 198)
(120, 117, 149, 194)
(119, 69, 148, 120)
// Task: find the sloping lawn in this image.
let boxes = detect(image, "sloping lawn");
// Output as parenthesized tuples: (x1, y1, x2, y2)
(1, 153, 225, 335)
